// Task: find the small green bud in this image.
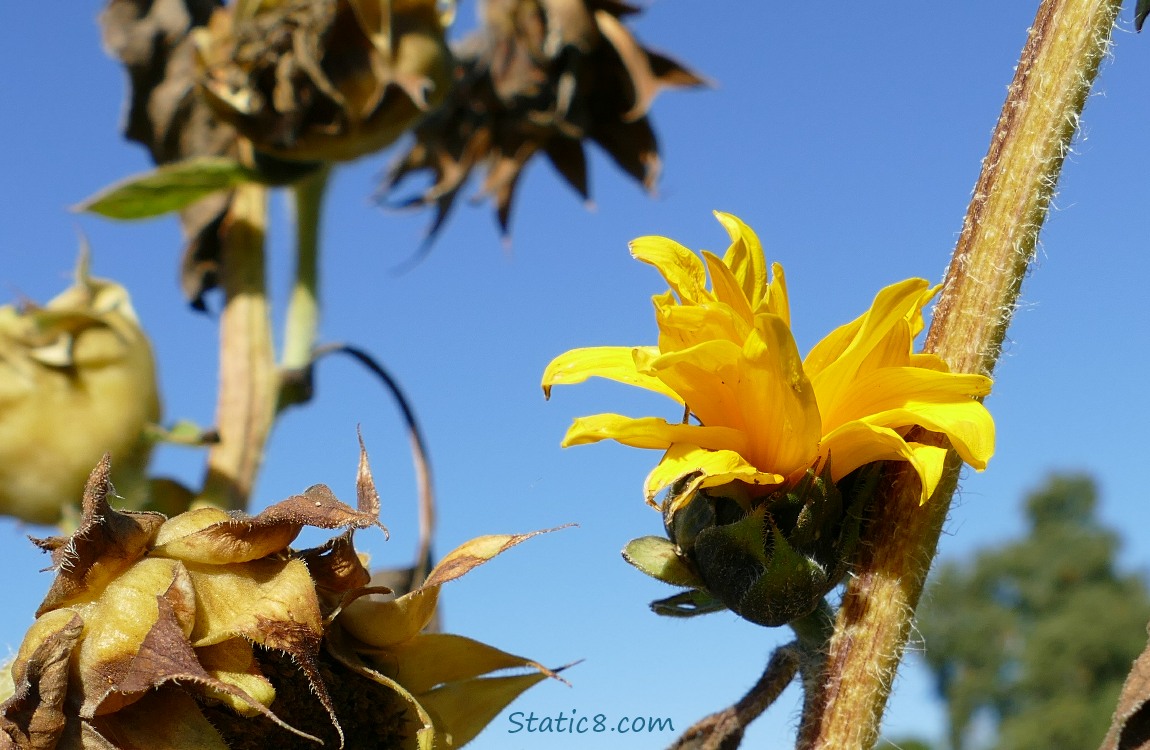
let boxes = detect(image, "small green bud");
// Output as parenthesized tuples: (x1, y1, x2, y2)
(627, 462, 876, 627)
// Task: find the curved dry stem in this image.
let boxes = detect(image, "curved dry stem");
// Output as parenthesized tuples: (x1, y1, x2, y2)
(668, 643, 801, 750)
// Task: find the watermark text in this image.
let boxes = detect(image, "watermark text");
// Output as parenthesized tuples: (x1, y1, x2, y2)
(507, 710, 674, 735)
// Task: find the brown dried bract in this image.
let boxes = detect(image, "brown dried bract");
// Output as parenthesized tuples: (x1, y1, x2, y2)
(381, 0, 707, 246)
(2, 447, 561, 750)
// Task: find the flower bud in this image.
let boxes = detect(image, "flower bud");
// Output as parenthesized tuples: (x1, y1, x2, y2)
(627, 463, 874, 627)
(194, 0, 453, 163)
(0, 260, 160, 524)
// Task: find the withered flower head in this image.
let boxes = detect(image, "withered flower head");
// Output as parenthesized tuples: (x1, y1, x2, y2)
(381, 0, 707, 243)
(194, 0, 454, 164)
(1, 446, 558, 749)
(0, 257, 159, 525)
(101, 0, 239, 309)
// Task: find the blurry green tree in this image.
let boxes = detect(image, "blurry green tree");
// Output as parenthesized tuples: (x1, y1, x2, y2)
(916, 474, 1150, 750)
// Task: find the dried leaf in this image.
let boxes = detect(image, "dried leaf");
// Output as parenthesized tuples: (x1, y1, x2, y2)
(423, 528, 563, 588)
(151, 484, 383, 564)
(298, 530, 372, 595)
(0, 610, 83, 750)
(32, 458, 166, 615)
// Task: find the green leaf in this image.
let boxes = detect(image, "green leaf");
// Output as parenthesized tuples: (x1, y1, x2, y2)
(649, 590, 726, 618)
(76, 157, 264, 220)
(622, 536, 704, 588)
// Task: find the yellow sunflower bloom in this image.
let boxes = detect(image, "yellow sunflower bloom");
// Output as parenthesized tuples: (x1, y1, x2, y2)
(543, 212, 994, 515)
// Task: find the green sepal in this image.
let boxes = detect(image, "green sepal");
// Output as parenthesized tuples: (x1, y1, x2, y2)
(649, 589, 727, 618)
(76, 157, 264, 220)
(622, 536, 704, 588)
(737, 523, 830, 627)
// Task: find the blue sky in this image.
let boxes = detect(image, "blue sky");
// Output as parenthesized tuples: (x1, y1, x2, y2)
(4, 3, 1150, 748)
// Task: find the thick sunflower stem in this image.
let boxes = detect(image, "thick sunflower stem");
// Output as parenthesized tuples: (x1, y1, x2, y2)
(201, 180, 276, 511)
(803, 1, 1121, 748)
(281, 165, 330, 373)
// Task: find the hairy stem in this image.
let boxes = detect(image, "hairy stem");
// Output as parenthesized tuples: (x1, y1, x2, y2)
(281, 165, 330, 372)
(804, 1, 1121, 747)
(201, 181, 275, 511)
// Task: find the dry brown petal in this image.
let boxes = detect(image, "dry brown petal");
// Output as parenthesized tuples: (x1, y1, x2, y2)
(0, 611, 83, 750)
(151, 483, 383, 564)
(355, 432, 383, 521)
(339, 528, 566, 649)
(298, 530, 372, 596)
(423, 529, 560, 588)
(195, 0, 450, 163)
(381, 0, 703, 245)
(32, 458, 166, 616)
(77, 560, 195, 717)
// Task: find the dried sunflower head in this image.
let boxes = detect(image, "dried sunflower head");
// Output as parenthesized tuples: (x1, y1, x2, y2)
(101, 0, 242, 310)
(382, 0, 707, 244)
(0, 257, 159, 526)
(194, 0, 455, 164)
(1, 445, 558, 749)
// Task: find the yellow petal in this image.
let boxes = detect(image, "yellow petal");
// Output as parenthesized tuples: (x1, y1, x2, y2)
(629, 235, 708, 304)
(737, 315, 821, 474)
(561, 413, 747, 454)
(818, 421, 924, 484)
(644, 444, 786, 509)
(805, 278, 932, 385)
(824, 366, 994, 468)
(714, 211, 768, 310)
(541, 346, 681, 402)
(645, 338, 748, 429)
(702, 251, 753, 322)
(818, 423, 952, 502)
(653, 299, 749, 352)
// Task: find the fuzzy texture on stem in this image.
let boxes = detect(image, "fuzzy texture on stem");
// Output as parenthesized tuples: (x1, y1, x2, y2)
(281, 165, 329, 372)
(803, 1, 1122, 747)
(201, 180, 276, 511)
